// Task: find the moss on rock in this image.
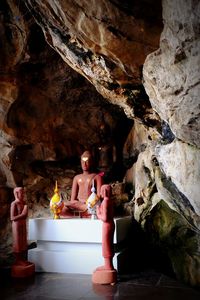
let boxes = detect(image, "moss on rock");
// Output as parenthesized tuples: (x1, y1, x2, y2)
(144, 200, 200, 287)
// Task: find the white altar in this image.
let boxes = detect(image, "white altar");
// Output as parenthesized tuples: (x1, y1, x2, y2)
(28, 217, 132, 274)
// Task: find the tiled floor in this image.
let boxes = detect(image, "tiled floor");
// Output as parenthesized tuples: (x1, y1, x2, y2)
(1, 270, 200, 300)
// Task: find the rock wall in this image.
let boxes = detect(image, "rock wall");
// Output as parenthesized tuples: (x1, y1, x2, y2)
(143, 0, 200, 147)
(0, 0, 199, 287)
(133, 0, 200, 286)
(0, 0, 133, 265)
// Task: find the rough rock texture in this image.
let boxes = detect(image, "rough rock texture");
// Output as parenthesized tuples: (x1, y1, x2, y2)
(25, 0, 163, 123)
(128, 0, 200, 286)
(0, 0, 200, 287)
(156, 140, 200, 216)
(145, 200, 200, 286)
(0, 0, 133, 264)
(142, 1, 200, 284)
(124, 123, 200, 286)
(143, 0, 200, 147)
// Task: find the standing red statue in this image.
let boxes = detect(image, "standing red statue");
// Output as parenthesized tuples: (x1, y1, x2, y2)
(92, 184, 117, 284)
(61, 150, 102, 217)
(10, 187, 35, 277)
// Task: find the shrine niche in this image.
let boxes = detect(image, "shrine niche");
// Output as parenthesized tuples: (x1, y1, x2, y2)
(0, 0, 200, 288)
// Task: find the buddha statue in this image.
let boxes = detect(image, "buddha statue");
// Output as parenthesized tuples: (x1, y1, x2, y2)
(61, 150, 102, 218)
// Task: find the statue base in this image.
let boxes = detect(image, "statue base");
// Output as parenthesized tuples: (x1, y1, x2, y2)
(92, 269, 117, 285)
(28, 217, 132, 274)
(11, 262, 35, 278)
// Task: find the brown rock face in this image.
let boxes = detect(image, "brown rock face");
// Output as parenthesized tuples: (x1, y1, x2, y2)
(25, 0, 163, 119)
(0, 1, 134, 219)
(0, 0, 162, 213)
(0, 0, 135, 267)
(1, 20, 133, 185)
(0, 0, 200, 287)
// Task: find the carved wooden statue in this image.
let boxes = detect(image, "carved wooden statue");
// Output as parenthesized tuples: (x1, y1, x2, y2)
(92, 184, 117, 284)
(10, 187, 35, 277)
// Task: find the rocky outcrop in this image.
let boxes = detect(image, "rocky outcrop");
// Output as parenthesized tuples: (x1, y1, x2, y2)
(124, 121, 200, 286)
(141, 9, 200, 281)
(156, 140, 200, 216)
(25, 0, 162, 122)
(143, 0, 200, 147)
(127, 0, 200, 286)
(0, 0, 199, 287)
(145, 200, 200, 287)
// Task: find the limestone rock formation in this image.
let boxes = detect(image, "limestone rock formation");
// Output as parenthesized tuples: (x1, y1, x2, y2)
(0, 0, 199, 287)
(25, 0, 162, 121)
(143, 1, 200, 285)
(143, 0, 200, 147)
(129, 0, 200, 286)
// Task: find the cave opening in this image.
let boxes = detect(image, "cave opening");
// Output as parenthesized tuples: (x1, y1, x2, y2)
(1, 0, 199, 289)
(1, 0, 165, 273)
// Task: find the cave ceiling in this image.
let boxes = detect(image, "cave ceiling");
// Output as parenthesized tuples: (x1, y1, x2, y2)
(0, 0, 163, 186)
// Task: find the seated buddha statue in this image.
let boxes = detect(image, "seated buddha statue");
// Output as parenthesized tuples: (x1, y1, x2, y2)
(61, 150, 103, 217)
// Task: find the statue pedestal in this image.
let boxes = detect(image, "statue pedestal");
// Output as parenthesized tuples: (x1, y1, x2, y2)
(11, 262, 35, 278)
(92, 269, 117, 285)
(28, 217, 132, 274)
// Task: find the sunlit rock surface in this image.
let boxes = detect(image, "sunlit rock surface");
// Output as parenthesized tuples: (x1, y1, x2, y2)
(143, 0, 200, 147)
(124, 121, 200, 286)
(25, 0, 162, 120)
(156, 140, 200, 216)
(131, 0, 200, 285)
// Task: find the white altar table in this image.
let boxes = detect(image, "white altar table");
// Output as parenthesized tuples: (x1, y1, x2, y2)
(28, 217, 132, 274)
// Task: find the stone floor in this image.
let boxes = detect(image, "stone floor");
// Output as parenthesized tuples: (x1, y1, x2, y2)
(1, 270, 200, 300)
